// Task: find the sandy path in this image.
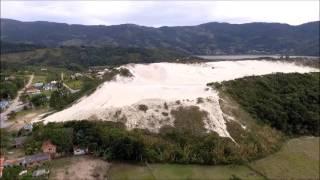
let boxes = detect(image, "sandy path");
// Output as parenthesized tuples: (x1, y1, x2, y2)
(0, 74, 34, 128)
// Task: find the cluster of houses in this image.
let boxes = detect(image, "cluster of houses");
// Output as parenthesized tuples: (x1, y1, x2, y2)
(25, 81, 58, 95)
(0, 140, 56, 177)
(70, 72, 83, 80)
(0, 128, 88, 178)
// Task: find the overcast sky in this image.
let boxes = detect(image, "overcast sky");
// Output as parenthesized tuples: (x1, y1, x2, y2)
(1, 1, 319, 27)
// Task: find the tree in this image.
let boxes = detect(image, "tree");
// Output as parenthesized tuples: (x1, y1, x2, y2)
(0, 81, 18, 99)
(49, 90, 67, 109)
(31, 93, 48, 107)
(1, 166, 22, 180)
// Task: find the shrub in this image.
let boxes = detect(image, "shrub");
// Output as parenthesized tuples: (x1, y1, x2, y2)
(138, 104, 148, 112)
(31, 93, 48, 107)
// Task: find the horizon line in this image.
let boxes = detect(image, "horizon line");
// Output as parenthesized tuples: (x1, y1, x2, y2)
(2, 17, 319, 28)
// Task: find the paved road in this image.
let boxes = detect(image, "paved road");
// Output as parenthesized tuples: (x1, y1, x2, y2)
(0, 74, 34, 128)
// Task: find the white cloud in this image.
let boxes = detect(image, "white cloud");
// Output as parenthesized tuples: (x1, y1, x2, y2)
(1, 1, 319, 26)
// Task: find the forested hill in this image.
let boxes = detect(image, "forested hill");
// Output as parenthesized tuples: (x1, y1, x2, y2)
(1, 18, 319, 56)
(0, 41, 45, 54)
(0, 46, 186, 71)
(211, 72, 319, 136)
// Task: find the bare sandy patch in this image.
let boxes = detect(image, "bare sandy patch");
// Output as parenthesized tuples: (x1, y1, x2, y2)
(8, 108, 48, 131)
(50, 156, 110, 180)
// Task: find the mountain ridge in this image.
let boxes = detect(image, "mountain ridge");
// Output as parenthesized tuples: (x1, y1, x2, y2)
(2, 18, 318, 27)
(1, 18, 319, 56)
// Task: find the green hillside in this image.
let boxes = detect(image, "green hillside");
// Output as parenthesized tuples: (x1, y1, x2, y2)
(1, 46, 186, 71)
(1, 19, 319, 56)
(211, 72, 320, 136)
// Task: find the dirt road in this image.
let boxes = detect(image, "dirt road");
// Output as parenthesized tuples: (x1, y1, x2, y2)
(0, 74, 34, 128)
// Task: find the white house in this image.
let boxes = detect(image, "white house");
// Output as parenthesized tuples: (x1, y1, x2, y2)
(73, 147, 88, 155)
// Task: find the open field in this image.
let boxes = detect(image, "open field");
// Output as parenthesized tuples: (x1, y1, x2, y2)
(249, 136, 320, 179)
(32, 75, 47, 83)
(108, 163, 155, 180)
(108, 163, 262, 180)
(65, 79, 83, 90)
(150, 164, 262, 180)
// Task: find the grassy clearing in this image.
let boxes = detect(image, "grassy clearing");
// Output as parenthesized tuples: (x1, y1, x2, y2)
(250, 136, 320, 179)
(33, 75, 46, 83)
(108, 163, 262, 180)
(108, 163, 154, 180)
(150, 164, 262, 180)
(65, 79, 83, 90)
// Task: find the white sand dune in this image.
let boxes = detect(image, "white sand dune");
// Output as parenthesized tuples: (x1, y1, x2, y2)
(36, 60, 317, 137)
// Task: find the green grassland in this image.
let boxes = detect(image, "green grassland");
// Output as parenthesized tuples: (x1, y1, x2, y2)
(108, 163, 262, 180)
(108, 163, 155, 180)
(65, 79, 83, 90)
(249, 136, 319, 179)
(107, 136, 319, 180)
(33, 75, 47, 83)
(150, 164, 262, 180)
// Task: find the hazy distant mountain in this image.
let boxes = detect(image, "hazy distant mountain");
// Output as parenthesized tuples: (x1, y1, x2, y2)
(1, 18, 319, 56)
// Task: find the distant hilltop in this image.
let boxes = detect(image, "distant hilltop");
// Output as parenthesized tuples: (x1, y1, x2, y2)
(1, 18, 319, 56)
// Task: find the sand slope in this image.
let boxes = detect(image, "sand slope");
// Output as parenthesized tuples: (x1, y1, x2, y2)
(36, 60, 317, 137)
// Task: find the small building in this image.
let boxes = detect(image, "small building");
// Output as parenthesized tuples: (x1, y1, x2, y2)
(3, 158, 24, 167)
(4, 153, 50, 168)
(43, 84, 52, 91)
(73, 147, 88, 155)
(32, 169, 49, 177)
(33, 83, 44, 89)
(97, 71, 104, 76)
(23, 123, 33, 132)
(25, 87, 41, 95)
(0, 100, 9, 110)
(13, 136, 28, 148)
(41, 140, 56, 157)
(75, 73, 83, 77)
(23, 153, 51, 167)
(43, 82, 57, 91)
(4, 75, 15, 81)
(71, 73, 83, 80)
(19, 170, 28, 176)
(0, 156, 4, 178)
